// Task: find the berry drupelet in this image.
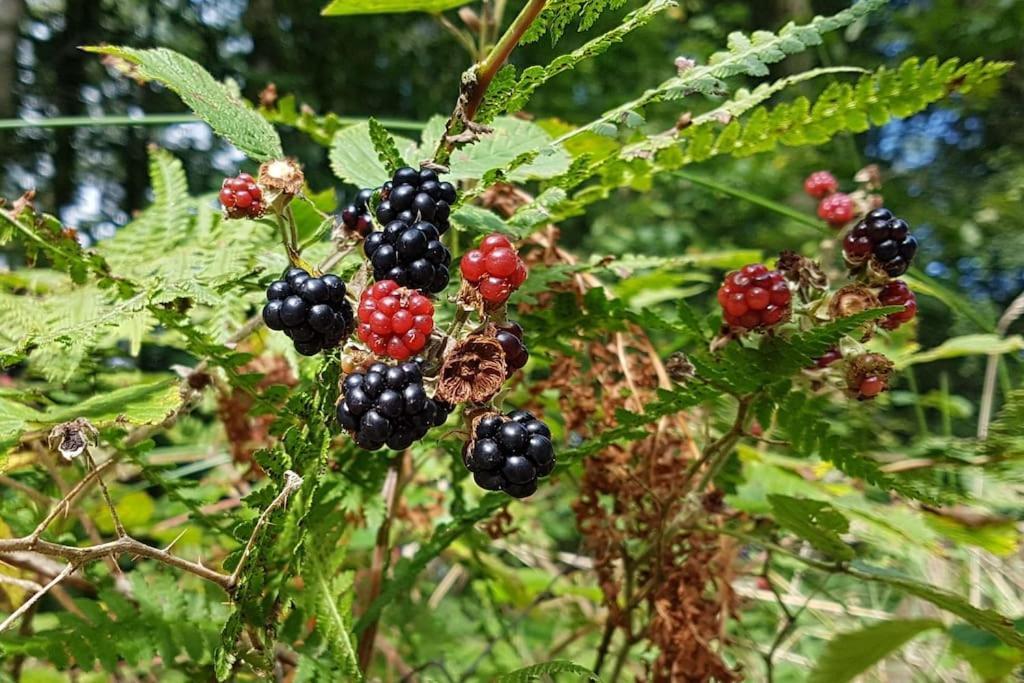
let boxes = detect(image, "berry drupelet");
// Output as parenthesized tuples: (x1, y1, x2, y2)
(356, 280, 435, 360)
(803, 171, 839, 199)
(843, 208, 918, 277)
(340, 188, 375, 236)
(717, 264, 792, 331)
(460, 233, 528, 306)
(220, 173, 265, 219)
(375, 167, 457, 234)
(877, 280, 917, 330)
(463, 410, 555, 499)
(337, 361, 450, 451)
(364, 219, 452, 293)
(817, 192, 855, 227)
(262, 268, 354, 356)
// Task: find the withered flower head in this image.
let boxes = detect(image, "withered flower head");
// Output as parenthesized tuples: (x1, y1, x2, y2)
(776, 250, 828, 293)
(436, 336, 507, 405)
(666, 352, 695, 383)
(829, 284, 881, 319)
(258, 158, 305, 210)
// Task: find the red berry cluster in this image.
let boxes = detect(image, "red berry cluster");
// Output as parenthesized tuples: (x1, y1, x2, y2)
(877, 280, 917, 330)
(356, 280, 435, 360)
(803, 171, 839, 198)
(717, 264, 792, 330)
(219, 172, 265, 219)
(460, 234, 528, 306)
(803, 170, 854, 228)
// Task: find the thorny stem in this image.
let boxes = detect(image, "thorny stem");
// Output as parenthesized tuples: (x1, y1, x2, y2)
(228, 470, 304, 588)
(433, 0, 548, 165)
(682, 393, 757, 492)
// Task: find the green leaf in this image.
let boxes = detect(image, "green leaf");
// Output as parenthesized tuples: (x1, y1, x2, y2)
(496, 660, 601, 682)
(893, 333, 1024, 368)
(768, 494, 854, 560)
(447, 117, 572, 183)
(46, 379, 182, 426)
(807, 619, 944, 683)
(322, 0, 470, 15)
(949, 622, 1024, 681)
(84, 46, 282, 161)
(367, 117, 408, 174)
(849, 562, 1024, 648)
(330, 122, 417, 188)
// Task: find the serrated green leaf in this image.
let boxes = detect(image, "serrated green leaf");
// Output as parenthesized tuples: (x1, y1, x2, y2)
(807, 619, 944, 683)
(330, 122, 417, 188)
(84, 46, 282, 160)
(497, 660, 601, 682)
(768, 494, 854, 560)
(447, 117, 571, 183)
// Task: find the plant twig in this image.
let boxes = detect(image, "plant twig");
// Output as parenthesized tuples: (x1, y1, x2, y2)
(0, 563, 77, 633)
(229, 470, 304, 587)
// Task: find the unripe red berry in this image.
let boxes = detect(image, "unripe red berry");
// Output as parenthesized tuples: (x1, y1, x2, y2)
(460, 233, 528, 306)
(818, 192, 855, 227)
(717, 264, 791, 331)
(877, 280, 917, 330)
(357, 280, 434, 360)
(803, 171, 839, 198)
(220, 172, 265, 219)
(814, 347, 842, 368)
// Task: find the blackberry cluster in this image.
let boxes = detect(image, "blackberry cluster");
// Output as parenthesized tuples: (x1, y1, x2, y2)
(878, 280, 917, 330)
(364, 220, 452, 293)
(356, 280, 435, 360)
(340, 188, 374, 236)
(843, 208, 918, 277)
(803, 171, 838, 198)
(262, 268, 355, 356)
(463, 410, 555, 499)
(375, 167, 456, 234)
(337, 361, 451, 451)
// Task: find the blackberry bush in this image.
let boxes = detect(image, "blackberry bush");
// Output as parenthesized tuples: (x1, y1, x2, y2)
(462, 410, 555, 499)
(336, 361, 450, 450)
(262, 267, 354, 356)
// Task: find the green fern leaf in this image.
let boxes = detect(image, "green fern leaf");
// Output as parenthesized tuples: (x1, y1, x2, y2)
(497, 660, 601, 681)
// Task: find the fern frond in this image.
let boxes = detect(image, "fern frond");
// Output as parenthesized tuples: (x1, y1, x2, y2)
(522, 0, 630, 45)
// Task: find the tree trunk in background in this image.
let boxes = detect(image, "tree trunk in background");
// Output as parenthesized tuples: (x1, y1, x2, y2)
(0, 0, 24, 117)
(52, 0, 101, 215)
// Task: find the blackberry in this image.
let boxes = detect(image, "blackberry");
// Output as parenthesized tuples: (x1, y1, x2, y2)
(463, 410, 555, 499)
(493, 322, 528, 376)
(262, 267, 355, 356)
(220, 173, 265, 219)
(340, 188, 375, 236)
(460, 233, 528, 306)
(364, 219, 452, 293)
(817, 192, 855, 227)
(877, 280, 917, 330)
(717, 264, 792, 331)
(375, 166, 456, 235)
(336, 361, 451, 451)
(803, 171, 839, 199)
(843, 208, 918, 277)
(356, 280, 435, 360)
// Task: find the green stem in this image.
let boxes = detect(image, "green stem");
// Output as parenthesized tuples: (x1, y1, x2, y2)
(674, 171, 827, 234)
(939, 371, 953, 437)
(905, 368, 930, 437)
(0, 113, 426, 132)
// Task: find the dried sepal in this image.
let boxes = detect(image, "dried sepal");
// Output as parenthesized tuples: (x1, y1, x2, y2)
(47, 418, 99, 462)
(436, 336, 507, 405)
(828, 284, 881, 319)
(258, 158, 305, 212)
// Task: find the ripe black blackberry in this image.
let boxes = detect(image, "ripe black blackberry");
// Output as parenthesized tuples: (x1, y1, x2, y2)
(363, 219, 452, 293)
(843, 208, 918, 277)
(336, 361, 451, 451)
(463, 410, 555, 499)
(340, 188, 374, 236)
(374, 167, 456, 235)
(262, 267, 355, 356)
